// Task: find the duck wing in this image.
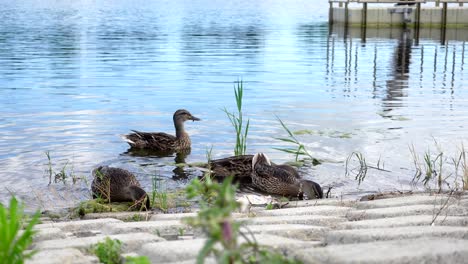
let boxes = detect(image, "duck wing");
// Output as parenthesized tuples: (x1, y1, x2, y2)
(275, 164, 300, 179)
(125, 130, 177, 150)
(254, 164, 297, 184)
(209, 155, 253, 175)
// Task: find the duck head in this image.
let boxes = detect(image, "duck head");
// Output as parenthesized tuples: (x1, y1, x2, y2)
(252, 153, 272, 169)
(174, 109, 201, 123)
(298, 180, 323, 199)
(127, 185, 151, 210)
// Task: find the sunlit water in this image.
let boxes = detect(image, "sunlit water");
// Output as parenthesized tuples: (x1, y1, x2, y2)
(1, 0, 467, 211)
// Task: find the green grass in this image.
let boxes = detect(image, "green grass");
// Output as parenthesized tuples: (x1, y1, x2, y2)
(0, 197, 40, 264)
(125, 256, 151, 264)
(92, 238, 122, 264)
(223, 80, 250, 156)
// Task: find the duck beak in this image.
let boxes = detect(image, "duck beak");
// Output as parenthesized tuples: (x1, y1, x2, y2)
(191, 116, 201, 121)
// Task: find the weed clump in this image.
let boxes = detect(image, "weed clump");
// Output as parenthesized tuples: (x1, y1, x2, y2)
(92, 237, 122, 264)
(0, 197, 40, 263)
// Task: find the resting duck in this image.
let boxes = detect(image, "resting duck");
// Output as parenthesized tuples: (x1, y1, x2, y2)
(91, 166, 150, 210)
(206, 154, 300, 183)
(251, 153, 323, 199)
(122, 109, 200, 152)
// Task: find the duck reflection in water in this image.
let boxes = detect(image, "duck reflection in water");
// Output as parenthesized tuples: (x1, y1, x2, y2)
(123, 148, 192, 180)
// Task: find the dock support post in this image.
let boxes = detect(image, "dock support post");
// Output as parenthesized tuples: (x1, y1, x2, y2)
(344, 2, 349, 39)
(415, 2, 421, 45)
(442, 2, 448, 29)
(329, 2, 334, 26)
(361, 2, 368, 28)
(441, 2, 448, 44)
(361, 2, 367, 42)
(345, 2, 349, 28)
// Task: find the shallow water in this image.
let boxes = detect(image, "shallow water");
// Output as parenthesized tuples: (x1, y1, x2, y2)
(0, 0, 467, 210)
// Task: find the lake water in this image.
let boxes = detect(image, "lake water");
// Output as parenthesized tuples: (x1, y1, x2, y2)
(1, 0, 467, 210)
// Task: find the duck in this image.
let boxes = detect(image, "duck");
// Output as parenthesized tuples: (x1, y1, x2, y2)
(206, 154, 300, 183)
(91, 166, 151, 210)
(122, 109, 200, 152)
(251, 153, 323, 199)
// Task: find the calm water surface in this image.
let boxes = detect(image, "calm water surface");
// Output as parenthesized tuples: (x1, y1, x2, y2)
(1, 0, 467, 210)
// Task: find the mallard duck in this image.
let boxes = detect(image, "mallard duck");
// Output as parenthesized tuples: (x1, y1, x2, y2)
(251, 153, 323, 199)
(91, 166, 150, 210)
(206, 154, 300, 183)
(122, 109, 200, 152)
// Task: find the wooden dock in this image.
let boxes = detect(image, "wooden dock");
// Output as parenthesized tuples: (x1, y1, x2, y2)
(329, 0, 468, 29)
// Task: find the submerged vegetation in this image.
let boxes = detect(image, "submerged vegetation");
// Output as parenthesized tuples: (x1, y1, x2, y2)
(0, 197, 40, 264)
(274, 116, 321, 165)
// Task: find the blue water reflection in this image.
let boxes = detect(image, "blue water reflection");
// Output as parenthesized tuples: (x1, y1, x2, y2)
(0, 0, 467, 209)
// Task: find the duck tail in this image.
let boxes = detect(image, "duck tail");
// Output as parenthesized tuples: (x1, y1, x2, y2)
(252, 153, 272, 169)
(120, 134, 135, 145)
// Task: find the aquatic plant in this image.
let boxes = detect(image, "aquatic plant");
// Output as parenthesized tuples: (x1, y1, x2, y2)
(0, 197, 40, 264)
(44, 151, 85, 185)
(151, 175, 169, 213)
(345, 151, 389, 187)
(408, 139, 468, 192)
(274, 116, 320, 164)
(92, 237, 122, 264)
(223, 80, 250, 156)
(345, 152, 368, 186)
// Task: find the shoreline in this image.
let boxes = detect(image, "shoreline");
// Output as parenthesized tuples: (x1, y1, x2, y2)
(28, 190, 468, 263)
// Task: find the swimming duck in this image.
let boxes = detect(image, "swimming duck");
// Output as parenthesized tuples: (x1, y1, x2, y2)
(122, 109, 200, 152)
(206, 154, 300, 183)
(91, 166, 151, 210)
(251, 153, 323, 199)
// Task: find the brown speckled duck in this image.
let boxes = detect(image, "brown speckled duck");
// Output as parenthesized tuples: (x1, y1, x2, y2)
(122, 109, 200, 152)
(207, 154, 300, 183)
(251, 153, 323, 199)
(91, 166, 150, 210)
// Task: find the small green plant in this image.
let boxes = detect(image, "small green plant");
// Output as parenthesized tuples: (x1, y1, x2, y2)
(92, 237, 122, 264)
(125, 256, 151, 264)
(44, 151, 84, 185)
(409, 142, 446, 191)
(265, 203, 274, 210)
(274, 116, 320, 164)
(223, 80, 250, 156)
(0, 197, 40, 263)
(151, 176, 169, 213)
